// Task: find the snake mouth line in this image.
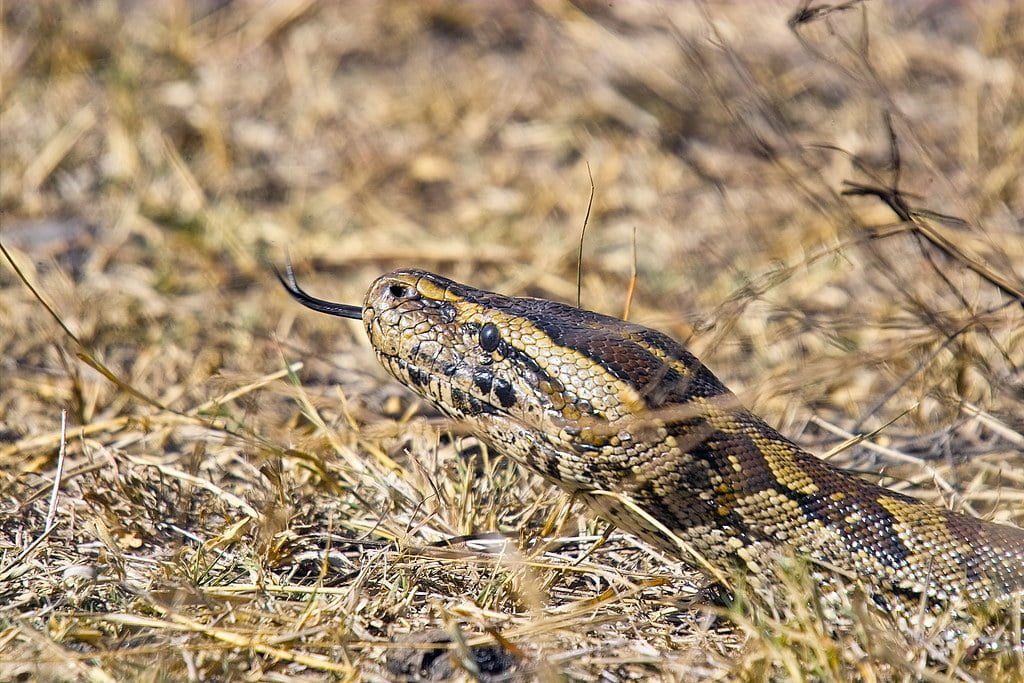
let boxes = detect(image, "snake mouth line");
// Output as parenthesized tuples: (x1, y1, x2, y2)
(379, 350, 523, 421)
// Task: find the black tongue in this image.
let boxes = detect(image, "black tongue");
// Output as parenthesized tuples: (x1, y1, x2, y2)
(274, 257, 363, 320)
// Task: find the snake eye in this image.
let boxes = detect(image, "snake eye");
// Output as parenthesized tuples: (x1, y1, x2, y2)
(478, 323, 501, 352)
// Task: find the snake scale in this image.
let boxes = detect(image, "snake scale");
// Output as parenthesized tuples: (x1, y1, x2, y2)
(278, 264, 1024, 624)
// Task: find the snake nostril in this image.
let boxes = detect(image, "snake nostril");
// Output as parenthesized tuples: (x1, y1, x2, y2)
(389, 283, 410, 298)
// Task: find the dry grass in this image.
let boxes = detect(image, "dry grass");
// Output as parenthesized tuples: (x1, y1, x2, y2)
(2, 1, 1024, 680)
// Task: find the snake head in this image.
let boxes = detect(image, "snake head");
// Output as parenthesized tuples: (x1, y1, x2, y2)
(360, 268, 729, 448)
(361, 268, 561, 425)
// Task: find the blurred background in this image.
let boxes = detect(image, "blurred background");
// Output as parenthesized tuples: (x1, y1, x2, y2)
(2, 1, 1023, 679)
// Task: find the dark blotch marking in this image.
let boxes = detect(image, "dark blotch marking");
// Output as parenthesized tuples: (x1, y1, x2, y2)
(544, 449, 563, 481)
(466, 395, 488, 415)
(473, 369, 494, 395)
(450, 386, 469, 412)
(407, 365, 429, 387)
(493, 377, 515, 408)
(451, 386, 497, 416)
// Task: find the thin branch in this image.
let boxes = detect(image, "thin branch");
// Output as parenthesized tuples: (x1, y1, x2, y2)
(575, 161, 595, 309)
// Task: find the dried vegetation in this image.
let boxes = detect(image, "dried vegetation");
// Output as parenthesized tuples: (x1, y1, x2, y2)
(2, 1, 1024, 680)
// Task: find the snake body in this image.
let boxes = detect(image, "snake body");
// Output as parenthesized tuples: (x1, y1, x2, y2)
(279, 265, 1024, 617)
